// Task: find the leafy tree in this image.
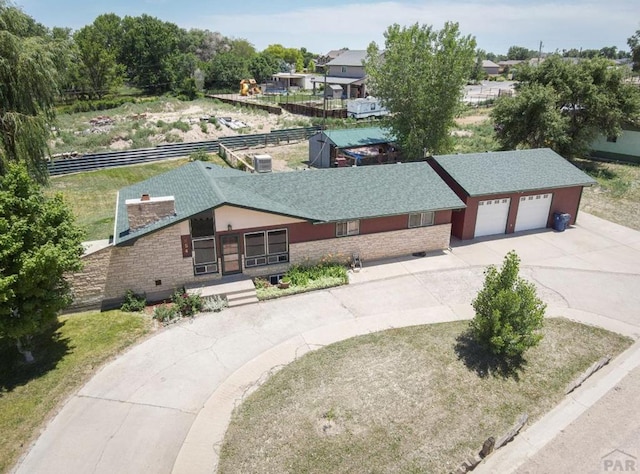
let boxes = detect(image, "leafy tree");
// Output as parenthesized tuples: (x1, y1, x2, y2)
(470, 251, 546, 360)
(0, 164, 84, 362)
(74, 14, 125, 98)
(599, 46, 618, 59)
(492, 83, 568, 150)
(0, 1, 58, 183)
(629, 30, 640, 72)
(228, 38, 256, 59)
(506, 45, 535, 60)
(249, 52, 280, 83)
(207, 51, 249, 90)
(119, 14, 183, 93)
(492, 55, 640, 156)
(365, 22, 476, 158)
(185, 28, 229, 62)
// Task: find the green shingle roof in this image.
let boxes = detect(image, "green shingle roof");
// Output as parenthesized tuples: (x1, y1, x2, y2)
(433, 148, 596, 197)
(114, 161, 465, 245)
(324, 127, 395, 148)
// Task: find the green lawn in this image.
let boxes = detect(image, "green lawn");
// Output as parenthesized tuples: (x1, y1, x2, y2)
(0, 311, 152, 473)
(219, 318, 632, 473)
(46, 159, 193, 240)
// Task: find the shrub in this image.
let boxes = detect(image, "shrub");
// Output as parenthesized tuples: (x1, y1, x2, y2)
(199, 122, 208, 133)
(153, 304, 178, 323)
(189, 149, 211, 162)
(171, 120, 191, 132)
(172, 289, 203, 317)
(202, 295, 228, 312)
(120, 290, 146, 312)
(470, 251, 546, 360)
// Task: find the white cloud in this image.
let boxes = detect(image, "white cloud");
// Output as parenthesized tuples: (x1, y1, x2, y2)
(189, 1, 639, 54)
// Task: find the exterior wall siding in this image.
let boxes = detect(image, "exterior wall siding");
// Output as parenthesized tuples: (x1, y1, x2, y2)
(289, 224, 451, 264)
(327, 65, 365, 78)
(591, 129, 640, 163)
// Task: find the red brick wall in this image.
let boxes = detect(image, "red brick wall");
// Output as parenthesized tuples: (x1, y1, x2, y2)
(457, 186, 586, 240)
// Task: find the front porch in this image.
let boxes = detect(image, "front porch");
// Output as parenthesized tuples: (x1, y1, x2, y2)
(186, 275, 258, 308)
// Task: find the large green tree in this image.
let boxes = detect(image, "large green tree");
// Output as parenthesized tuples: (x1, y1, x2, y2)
(0, 164, 84, 362)
(0, 1, 58, 183)
(365, 22, 476, 158)
(491, 55, 640, 156)
(119, 14, 183, 93)
(74, 14, 124, 98)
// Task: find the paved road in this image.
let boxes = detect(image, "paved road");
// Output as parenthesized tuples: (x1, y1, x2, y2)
(13, 213, 640, 474)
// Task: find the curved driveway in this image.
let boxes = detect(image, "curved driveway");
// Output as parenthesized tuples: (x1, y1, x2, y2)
(13, 213, 640, 474)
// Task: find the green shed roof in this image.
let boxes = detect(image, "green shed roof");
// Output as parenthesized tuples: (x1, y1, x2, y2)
(432, 148, 596, 197)
(114, 160, 464, 245)
(323, 127, 395, 148)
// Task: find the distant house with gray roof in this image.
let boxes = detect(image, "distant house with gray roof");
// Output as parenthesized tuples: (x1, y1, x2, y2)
(312, 50, 370, 98)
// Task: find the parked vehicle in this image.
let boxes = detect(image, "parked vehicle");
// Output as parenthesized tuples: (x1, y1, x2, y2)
(346, 97, 389, 119)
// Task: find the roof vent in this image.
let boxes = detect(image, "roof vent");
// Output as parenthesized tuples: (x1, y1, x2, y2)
(253, 154, 272, 173)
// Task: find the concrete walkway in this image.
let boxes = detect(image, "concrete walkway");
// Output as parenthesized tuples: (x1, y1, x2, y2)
(13, 213, 640, 474)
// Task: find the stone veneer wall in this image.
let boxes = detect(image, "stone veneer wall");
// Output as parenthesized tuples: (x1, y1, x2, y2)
(289, 224, 451, 264)
(67, 246, 113, 311)
(69, 223, 451, 309)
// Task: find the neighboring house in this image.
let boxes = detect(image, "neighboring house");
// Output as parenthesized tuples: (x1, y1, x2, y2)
(270, 72, 318, 91)
(308, 127, 397, 168)
(72, 161, 464, 308)
(590, 124, 640, 164)
(429, 148, 596, 240)
(497, 59, 523, 72)
(482, 60, 500, 75)
(312, 50, 368, 98)
(316, 48, 348, 68)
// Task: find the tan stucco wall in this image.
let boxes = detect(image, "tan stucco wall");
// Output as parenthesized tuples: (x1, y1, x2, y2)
(214, 205, 305, 233)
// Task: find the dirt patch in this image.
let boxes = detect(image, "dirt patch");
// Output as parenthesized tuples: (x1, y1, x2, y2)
(109, 138, 132, 150)
(456, 114, 491, 126)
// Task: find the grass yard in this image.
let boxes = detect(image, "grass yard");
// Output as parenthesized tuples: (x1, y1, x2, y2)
(0, 310, 152, 473)
(46, 158, 195, 240)
(218, 318, 632, 474)
(575, 158, 640, 231)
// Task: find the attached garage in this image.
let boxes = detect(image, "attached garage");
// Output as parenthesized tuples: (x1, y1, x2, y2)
(514, 193, 552, 232)
(428, 149, 596, 240)
(475, 198, 510, 237)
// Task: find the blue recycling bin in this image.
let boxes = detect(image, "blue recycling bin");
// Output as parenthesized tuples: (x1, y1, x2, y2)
(553, 212, 571, 232)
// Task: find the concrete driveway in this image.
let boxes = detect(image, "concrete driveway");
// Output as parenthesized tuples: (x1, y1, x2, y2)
(13, 213, 640, 474)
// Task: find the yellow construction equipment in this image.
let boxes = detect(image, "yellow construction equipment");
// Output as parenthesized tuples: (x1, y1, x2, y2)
(239, 79, 261, 96)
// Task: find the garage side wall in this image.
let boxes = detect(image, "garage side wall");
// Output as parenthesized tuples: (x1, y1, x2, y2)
(459, 186, 586, 240)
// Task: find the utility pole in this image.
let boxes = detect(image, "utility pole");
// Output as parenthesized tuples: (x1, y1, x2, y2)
(323, 70, 327, 129)
(538, 41, 543, 65)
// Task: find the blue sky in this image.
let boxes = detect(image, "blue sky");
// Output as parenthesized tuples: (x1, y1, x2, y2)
(18, 0, 639, 55)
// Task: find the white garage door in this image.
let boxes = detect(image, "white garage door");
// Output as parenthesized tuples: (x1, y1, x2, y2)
(474, 198, 511, 238)
(515, 193, 552, 232)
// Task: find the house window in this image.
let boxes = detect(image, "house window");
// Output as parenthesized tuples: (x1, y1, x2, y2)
(336, 220, 360, 237)
(408, 212, 435, 228)
(190, 213, 217, 275)
(341, 66, 347, 73)
(244, 229, 289, 267)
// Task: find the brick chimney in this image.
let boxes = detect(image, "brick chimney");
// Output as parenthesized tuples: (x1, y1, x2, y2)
(125, 194, 176, 231)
